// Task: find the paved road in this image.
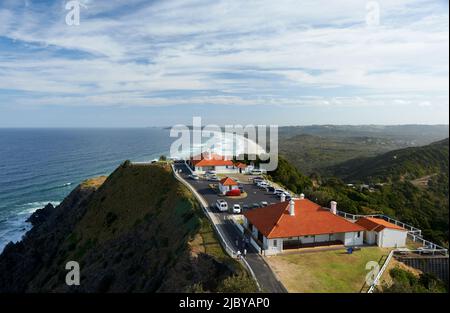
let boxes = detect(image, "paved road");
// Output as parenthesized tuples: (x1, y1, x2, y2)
(173, 162, 287, 293)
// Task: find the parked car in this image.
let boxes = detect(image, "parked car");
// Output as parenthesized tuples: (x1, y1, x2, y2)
(242, 205, 249, 211)
(251, 169, 263, 175)
(209, 175, 220, 181)
(251, 203, 260, 209)
(206, 170, 217, 175)
(274, 189, 285, 195)
(257, 181, 269, 188)
(260, 201, 268, 207)
(238, 185, 244, 192)
(189, 174, 199, 180)
(278, 192, 291, 199)
(232, 204, 241, 214)
(215, 199, 228, 212)
(267, 186, 275, 192)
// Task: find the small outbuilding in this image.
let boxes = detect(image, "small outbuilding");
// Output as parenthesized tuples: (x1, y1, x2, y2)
(218, 177, 240, 195)
(355, 217, 408, 248)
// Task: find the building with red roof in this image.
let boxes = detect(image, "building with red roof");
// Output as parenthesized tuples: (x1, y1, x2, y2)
(355, 217, 407, 248)
(218, 177, 240, 195)
(243, 197, 365, 255)
(187, 152, 237, 174)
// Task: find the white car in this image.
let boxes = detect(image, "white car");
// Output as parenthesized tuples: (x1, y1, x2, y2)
(189, 174, 199, 180)
(274, 189, 284, 195)
(257, 181, 269, 187)
(232, 204, 241, 214)
(215, 199, 228, 212)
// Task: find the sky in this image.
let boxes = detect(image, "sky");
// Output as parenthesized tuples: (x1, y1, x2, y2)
(0, 0, 448, 127)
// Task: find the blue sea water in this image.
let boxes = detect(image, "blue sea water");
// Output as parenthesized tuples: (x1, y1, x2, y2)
(0, 128, 173, 252)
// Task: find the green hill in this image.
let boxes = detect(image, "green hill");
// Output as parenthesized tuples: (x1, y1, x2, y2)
(0, 162, 256, 292)
(279, 134, 409, 174)
(303, 139, 449, 246)
(328, 138, 449, 183)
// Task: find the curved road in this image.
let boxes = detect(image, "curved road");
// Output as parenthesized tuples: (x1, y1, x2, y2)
(173, 162, 287, 293)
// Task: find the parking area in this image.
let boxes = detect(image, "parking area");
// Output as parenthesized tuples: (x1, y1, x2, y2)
(173, 161, 283, 214)
(173, 161, 287, 293)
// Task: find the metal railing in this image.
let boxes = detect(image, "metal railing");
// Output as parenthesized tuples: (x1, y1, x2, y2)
(367, 249, 395, 293)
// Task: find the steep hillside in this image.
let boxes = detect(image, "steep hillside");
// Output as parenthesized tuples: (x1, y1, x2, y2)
(0, 162, 256, 293)
(328, 138, 449, 183)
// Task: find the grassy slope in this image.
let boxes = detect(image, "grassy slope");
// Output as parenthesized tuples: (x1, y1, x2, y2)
(22, 162, 256, 292)
(266, 247, 389, 293)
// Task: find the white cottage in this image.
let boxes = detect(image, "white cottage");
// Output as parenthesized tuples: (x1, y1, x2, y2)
(355, 217, 408, 248)
(187, 153, 237, 174)
(218, 177, 240, 195)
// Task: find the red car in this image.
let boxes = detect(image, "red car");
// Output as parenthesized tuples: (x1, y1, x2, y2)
(226, 189, 241, 196)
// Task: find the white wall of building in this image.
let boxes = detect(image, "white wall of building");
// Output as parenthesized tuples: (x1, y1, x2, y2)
(193, 165, 238, 174)
(264, 237, 283, 255)
(314, 234, 331, 243)
(378, 229, 407, 248)
(339, 231, 363, 246)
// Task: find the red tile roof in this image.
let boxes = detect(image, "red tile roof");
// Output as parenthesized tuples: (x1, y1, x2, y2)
(220, 177, 238, 186)
(191, 153, 234, 167)
(243, 199, 365, 239)
(235, 162, 248, 168)
(355, 217, 406, 232)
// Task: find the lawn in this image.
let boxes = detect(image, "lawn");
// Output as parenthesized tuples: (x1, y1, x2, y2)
(265, 247, 391, 293)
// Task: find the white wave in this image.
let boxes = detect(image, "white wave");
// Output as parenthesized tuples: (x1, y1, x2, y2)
(16, 201, 61, 215)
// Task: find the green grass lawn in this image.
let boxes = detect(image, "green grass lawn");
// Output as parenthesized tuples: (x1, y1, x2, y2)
(266, 247, 390, 293)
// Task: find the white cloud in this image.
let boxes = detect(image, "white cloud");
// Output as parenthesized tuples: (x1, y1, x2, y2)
(0, 0, 448, 110)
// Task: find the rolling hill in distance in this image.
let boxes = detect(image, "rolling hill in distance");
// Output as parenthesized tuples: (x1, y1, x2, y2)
(328, 138, 449, 183)
(278, 125, 449, 175)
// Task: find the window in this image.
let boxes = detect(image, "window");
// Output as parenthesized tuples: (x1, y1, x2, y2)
(357, 231, 362, 238)
(273, 240, 277, 247)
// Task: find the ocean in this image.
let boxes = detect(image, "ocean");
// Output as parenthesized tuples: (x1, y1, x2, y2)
(0, 128, 173, 252)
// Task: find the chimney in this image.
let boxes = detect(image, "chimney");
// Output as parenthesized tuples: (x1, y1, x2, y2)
(280, 193, 286, 202)
(299, 193, 305, 199)
(289, 199, 295, 216)
(330, 201, 337, 215)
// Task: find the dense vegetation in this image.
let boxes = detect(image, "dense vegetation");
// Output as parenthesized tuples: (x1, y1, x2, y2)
(383, 267, 447, 293)
(328, 138, 449, 183)
(0, 162, 257, 292)
(272, 139, 449, 247)
(267, 156, 312, 194)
